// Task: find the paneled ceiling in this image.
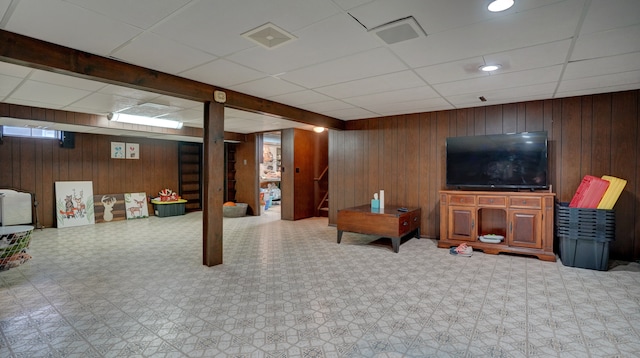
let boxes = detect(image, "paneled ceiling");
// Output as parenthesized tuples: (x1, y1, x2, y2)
(1, 0, 639, 138)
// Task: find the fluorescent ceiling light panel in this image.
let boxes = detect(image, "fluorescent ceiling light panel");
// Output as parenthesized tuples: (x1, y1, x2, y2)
(119, 102, 182, 117)
(108, 113, 183, 129)
(242, 22, 297, 49)
(370, 16, 427, 45)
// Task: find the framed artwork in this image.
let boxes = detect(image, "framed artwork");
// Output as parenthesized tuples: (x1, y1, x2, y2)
(55, 181, 95, 228)
(124, 192, 149, 219)
(126, 143, 139, 159)
(93, 194, 126, 223)
(111, 142, 125, 159)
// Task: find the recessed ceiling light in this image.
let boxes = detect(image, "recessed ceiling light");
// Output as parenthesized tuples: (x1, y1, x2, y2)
(479, 64, 502, 72)
(488, 0, 514, 12)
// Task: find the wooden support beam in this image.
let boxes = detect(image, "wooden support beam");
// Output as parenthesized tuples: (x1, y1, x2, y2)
(0, 29, 214, 102)
(202, 101, 225, 266)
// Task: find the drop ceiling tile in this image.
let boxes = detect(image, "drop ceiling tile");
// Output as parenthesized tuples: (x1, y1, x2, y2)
(151, 0, 340, 58)
(418, 40, 571, 86)
(268, 90, 335, 107)
(571, 24, 640, 61)
(361, 97, 453, 115)
(0, 74, 23, 98)
(98, 85, 162, 102)
(484, 40, 572, 74)
(64, 0, 191, 30)
(298, 100, 355, 113)
(180, 59, 265, 88)
(416, 57, 487, 85)
(555, 83, 640, 99)
(9, 81, 92, 107)
(447, 82, 556, 107)
(169, 108, 203, 124)
(147, 95, 202, 110)
(7, 0, 142, 56)
(64, 92, 140, 115)
(0, 61, 33, 78)
(434, 65, 563, 96)
(564, 52, 640, 80)
(282, 47, 408, 89)
(3, 97, 65, 110)
(556, 70, 640, 94)
(0, 0, 10, 17)
(343, 86, 440, 107)
(332, 0, 373, 11)
(579, 0, 640, 35)
(324, 107, 378, 120)
(227, 13, 380, 76)
(230, 77, 305, 99)
(389, 0, 583, 68)
(112, 32, 216, 74)
(315, 70, 426, 99)
(30, 70, 107, 91)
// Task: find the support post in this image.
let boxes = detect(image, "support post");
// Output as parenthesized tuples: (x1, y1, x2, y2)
(203, 101, 225, 266)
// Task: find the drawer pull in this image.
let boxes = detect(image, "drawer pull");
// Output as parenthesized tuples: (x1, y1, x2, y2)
(403, 222, 408, 226)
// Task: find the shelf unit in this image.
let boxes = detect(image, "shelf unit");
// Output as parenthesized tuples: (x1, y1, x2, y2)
(439, 190, 556, 261)
(225, 143, 237, 202)
(178, 142, 202, 212)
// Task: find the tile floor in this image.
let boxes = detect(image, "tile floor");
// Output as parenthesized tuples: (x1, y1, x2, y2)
(1, 206, 640, 358)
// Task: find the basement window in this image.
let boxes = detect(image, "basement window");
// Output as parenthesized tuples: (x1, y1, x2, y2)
(1, 125, 59, 139)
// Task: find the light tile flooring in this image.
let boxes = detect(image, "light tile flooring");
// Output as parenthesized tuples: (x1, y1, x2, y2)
(2, 206, 640, 358)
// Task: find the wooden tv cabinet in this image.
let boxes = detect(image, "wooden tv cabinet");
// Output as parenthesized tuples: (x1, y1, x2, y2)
(439, 190, 556, 261)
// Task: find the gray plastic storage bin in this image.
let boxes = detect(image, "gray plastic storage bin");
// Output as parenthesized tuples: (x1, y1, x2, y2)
(556, 202, 615, 271)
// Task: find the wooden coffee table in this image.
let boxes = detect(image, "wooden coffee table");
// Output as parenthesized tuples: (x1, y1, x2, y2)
(337, 204, 421, 253)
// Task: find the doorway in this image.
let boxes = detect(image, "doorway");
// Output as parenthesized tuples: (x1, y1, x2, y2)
(260, 131, 281, 217)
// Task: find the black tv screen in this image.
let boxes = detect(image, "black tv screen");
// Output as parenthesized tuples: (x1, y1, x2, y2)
(446, 131, 548, 190)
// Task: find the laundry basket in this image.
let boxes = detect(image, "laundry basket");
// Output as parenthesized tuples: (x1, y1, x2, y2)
(223, 203, 248, 218)
(0, 225, 34, 271)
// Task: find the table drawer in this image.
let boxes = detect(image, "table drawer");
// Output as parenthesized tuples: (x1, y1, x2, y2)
(509, 196, 541, 208)
(409, 210, 421, 231)
(398, 215, 412, 236)
(449, 195, 476, 206)
(478, 196, 506, 207)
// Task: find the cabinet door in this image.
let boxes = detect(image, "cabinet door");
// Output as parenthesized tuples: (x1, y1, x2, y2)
(508, 209, 542, 248)
(448, 206, 476, 241)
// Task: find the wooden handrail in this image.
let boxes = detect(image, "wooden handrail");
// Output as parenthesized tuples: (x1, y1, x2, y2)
(314, 166, 328, 181)
(316, 191, 329, 213)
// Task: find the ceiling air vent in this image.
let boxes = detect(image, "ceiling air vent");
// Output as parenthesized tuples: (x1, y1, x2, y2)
(242, 22, 297, 49)
(369, 16, 427, 45)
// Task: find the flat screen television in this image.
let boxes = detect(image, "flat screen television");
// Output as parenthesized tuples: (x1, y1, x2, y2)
(446, 131, 548, 190)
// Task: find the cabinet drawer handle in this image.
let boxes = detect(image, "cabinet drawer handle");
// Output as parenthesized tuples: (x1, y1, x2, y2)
(403, 222, 408, 226)
(413, 217, 418, 221)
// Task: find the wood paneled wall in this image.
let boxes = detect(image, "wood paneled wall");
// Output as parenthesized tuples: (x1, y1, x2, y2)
(329, 90, 640, 261)
(0, 132, 179, 228)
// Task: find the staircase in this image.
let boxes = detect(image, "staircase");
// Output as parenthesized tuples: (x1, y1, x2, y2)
(315, 166, 329, 217)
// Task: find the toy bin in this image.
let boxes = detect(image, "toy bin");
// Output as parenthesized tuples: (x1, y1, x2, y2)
(556, 202, 615, 270)
(151, 199, 187, 217)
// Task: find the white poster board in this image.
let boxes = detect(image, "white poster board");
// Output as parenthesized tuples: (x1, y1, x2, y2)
(55, 181, 95, 228)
